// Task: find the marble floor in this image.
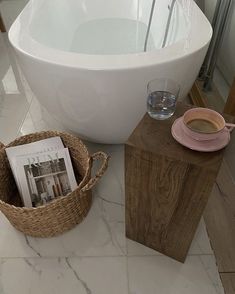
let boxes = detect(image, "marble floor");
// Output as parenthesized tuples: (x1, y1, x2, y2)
(0, 30, 226, 294)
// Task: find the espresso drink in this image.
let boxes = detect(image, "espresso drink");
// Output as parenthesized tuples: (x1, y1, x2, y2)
(187, 119, 219, 133)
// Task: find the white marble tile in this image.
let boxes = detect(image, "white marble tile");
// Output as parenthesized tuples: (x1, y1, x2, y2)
(127, 239, 162, 256)
(188, 218, 213, 255)
(0, 196, 125, 258)
(0, 22, 223, 294)
(92, 145, 124, 206)
(0, 128, 214, 256)
(199, 255, 225, 294)
(0, 33, 31, 144)
(0, 213, 39, 257)
(0, 93, 29, 144)
(127, 255, 224, 294)
(0, 257, 128, 294)
(69, 257, 128, 294)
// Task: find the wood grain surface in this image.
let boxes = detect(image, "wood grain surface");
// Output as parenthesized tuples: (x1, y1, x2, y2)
(127, 103, 224, 171)
(220, 273, 235, 294)
(125, 102, 225, 262)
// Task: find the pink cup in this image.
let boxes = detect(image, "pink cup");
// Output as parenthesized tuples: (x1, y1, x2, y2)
(182, 108, 233, 141)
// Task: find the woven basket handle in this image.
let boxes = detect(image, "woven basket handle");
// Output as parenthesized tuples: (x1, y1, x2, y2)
(0, 142, 5, 149)
(81, 151, 109, 192)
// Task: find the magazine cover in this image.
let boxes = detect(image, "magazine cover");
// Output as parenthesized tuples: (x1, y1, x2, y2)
(5, 137, 64, 195)
(15, 148, 77, 207)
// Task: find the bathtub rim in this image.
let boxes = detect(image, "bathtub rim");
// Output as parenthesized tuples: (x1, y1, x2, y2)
(8, 0, 212, 71)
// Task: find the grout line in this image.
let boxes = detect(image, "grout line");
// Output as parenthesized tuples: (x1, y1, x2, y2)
(0, 256, 126, 259)
(126, 254, 131, 294)
(0, 253, 216, 259)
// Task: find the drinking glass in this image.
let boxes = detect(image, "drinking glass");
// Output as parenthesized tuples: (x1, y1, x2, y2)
(147, 78, 180, 120)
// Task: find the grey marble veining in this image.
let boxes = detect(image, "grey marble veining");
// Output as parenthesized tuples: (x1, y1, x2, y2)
(0, 143, 224, 293)
(0, 9, 225, 293)
(0, 95, 224, 293)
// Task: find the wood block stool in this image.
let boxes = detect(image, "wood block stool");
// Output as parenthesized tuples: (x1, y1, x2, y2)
(125, 102, 226, 262)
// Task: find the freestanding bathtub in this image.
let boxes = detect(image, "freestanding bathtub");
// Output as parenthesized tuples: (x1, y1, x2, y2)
(9, 0, 212, 143)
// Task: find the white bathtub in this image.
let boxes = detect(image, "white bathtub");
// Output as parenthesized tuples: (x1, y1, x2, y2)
(9, 0, 212, 143)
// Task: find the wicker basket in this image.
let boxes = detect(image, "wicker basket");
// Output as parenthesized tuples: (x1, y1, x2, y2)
(0, 131, 109, 237)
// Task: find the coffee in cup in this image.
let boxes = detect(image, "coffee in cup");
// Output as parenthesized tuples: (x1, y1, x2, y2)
(186, 118, 219, 133)
(182, 108, 228, 141)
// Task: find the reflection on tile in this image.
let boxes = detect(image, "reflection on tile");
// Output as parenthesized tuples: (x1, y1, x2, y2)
(19, 97, 67, 136)
(0, 93, 29, 144)
(20, 111, 36, 136)
(128, 255, 224, 294)
(0, 33, 31, 144)
(2, 66, 19, 94)
(0, 257, 128, 294)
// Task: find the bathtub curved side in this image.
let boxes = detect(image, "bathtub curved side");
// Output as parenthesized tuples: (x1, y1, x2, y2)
(12, 44, 209, 143)
(8, 0, 212, 143)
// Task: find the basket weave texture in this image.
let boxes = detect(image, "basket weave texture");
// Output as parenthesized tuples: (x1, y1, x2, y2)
(0, 131, 109, 237)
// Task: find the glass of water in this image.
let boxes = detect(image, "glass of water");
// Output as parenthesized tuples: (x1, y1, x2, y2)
(147, 78, 180, 120)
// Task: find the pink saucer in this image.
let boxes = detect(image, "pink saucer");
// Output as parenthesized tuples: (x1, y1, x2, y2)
(171, 117, 230, 152)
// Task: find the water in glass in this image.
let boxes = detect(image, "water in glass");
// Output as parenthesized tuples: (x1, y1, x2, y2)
(147, 90, 176, 120)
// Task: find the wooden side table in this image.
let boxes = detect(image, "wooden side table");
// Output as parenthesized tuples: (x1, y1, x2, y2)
(125, 102, 226, 262)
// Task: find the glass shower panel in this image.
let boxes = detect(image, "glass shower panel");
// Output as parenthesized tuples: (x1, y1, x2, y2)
(138, 0, 171, 51)
(143, 0, 189, 51)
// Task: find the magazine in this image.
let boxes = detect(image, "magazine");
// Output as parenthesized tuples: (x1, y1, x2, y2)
(15, 148, 77, 207)
(5, 137, 77, 207)
(6, 137, 64, 195)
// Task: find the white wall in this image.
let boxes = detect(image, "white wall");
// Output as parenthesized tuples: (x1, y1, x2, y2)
(0, 0, 29, 30)
(204, 0, 216, 21)
(204, 0, 235, 85)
